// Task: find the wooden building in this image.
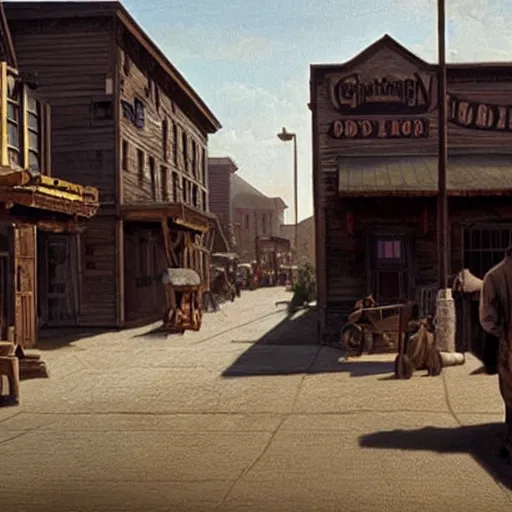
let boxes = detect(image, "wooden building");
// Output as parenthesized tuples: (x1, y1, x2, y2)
(207, 156, 237, 253)
(310, 34, 512, 343)
(0, 2, 99, 347)
(232, 174, 287, 263)
(5, 1, 221, 328)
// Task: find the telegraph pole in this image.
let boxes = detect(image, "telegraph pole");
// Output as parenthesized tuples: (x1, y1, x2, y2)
(435, 0, 456, 353)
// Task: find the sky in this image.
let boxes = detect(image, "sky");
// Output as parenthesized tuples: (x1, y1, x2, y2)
(15, 0, 512, 222)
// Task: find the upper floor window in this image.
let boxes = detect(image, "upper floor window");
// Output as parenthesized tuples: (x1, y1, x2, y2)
(162, 119, 168, 161)
(262, 214, 267, 235)
(202, 147, 207, 184)
(161, 166, 168, 202)
(173, 122, 178, 165)
(202, 191, 207, 212)
(191, 140, 197, 177)
(26, 92, 40, 172)
(134, 99, 144, 129)
(6, 72, 20, 167)
(122, 140, 129, 171)
(149, 156, 156, 200)
(92, 100, 113, 120)
(155, 86, 160, 110)
(137, 149, 144, 187)
(182, 131, 188, 171)
(192, 185, 198, 208)
(172, 172, 179, 202)
(245, 214, 250, 229)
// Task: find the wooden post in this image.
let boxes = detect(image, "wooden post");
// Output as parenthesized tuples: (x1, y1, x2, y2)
(437, 0, 448, 290)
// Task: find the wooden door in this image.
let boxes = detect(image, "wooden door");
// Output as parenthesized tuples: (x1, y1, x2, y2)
(14, 225, 37, 348)
(46, 235, 78, 326)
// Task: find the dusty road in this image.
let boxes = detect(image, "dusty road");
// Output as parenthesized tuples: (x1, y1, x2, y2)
(0, 287, 511, 511)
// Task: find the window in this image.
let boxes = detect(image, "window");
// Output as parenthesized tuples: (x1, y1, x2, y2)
(202, 148, 207, 184)
(162, 119, 168, 161)
(161, 166, 168, 202)
(182, 131, 188, 171)
(245, 214, 250, 229)
(25, 90, 40, 172)
(262, 214, 267, 235)
(134, 98, 144, 129)
(202, 191, 207, 212)
(376, 240, 401, 260)
(192, 185, 198, 207)
(183, 179, 189, 203)
(137, 149, 144, 187)
(191, 140, 197, 177)
(172, 172, 179, 202)
(123, 52, 131, 75)
(149, 156, 156, 200)
(146, 77, 153, 98)
(6, 73, 20, 167)
(155, 86, 160, 110)
(122, 139, 129, 171)
(92, 100, 113, 120)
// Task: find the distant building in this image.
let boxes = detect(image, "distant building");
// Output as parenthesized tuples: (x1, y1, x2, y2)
(281, 216, 315, 266)
(232, 174, 287, 262)
(207, 157, 238, 252)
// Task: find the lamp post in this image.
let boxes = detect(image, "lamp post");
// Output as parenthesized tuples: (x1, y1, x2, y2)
(277, 127, 298, 263)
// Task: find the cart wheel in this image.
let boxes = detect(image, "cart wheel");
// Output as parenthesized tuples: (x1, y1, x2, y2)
(340, 323, 364, 355)
(394, 354, 414, 380)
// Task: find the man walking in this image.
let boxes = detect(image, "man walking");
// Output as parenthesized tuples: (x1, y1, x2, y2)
(479, 246, 512, 460)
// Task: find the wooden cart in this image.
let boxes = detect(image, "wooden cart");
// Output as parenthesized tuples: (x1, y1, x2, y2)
(162, 268, 203, 333)
(339, 301, 442, 379)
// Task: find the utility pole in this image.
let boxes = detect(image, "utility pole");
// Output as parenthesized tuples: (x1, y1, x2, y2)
(435, 0, 456, 354)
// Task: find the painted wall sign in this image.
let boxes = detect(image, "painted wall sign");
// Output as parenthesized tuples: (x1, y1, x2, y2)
(329, 118, 429, 139)
(447, 95, 512, 132)
(330, 73, 436, 115)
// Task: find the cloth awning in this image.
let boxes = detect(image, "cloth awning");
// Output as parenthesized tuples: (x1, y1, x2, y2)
(338, 155, 512, 197)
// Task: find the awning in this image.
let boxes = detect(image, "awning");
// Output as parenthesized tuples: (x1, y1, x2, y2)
(122, 201, 217, 233)
(338, 155, 512, 197)
(0, 169, 99, 226)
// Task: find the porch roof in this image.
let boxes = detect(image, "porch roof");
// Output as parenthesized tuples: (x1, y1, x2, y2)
(0, 169, 99, 225)
(122, 201, 218, 234)
(338, 155, 512, 197)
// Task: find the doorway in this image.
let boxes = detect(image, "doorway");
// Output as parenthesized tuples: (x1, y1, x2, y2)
(369, 233, 415, 304)
(41, 234, 79, 326)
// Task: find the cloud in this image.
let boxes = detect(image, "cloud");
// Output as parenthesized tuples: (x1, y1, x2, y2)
(151, 24, 275, 63)
(208, 81, 313, 221)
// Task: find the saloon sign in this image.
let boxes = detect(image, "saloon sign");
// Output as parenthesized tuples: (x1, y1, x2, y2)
(329, 72, 512, 139)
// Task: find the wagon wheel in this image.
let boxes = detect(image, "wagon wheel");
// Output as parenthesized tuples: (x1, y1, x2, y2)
(394, 354, 414, 380)
(340, 323, 364, 356)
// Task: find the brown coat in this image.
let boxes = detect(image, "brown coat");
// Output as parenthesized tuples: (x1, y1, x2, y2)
(479, 256, 512, 409)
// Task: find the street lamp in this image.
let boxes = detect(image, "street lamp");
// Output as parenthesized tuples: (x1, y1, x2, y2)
(277, 127, 298, 263)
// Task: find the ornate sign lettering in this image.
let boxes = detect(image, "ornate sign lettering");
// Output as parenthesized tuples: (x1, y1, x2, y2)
(330, 73, 436, 115)
(447, 95, 512, 132)
(329, 118, 429, 140)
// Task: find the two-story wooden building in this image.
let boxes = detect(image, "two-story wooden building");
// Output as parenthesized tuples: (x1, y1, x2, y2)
(0, 2, 99, 347)
(232, 174, 287, 263)
(5, 1, 221, 328)
(311, 34, 512, 343)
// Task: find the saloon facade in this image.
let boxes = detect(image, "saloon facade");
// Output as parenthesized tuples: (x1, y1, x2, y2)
(311, 35, 512, 343)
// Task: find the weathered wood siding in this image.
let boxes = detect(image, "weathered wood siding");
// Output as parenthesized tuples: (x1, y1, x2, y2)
(312, 39, 512, 341)
(7, 16, 116, 204)
(116, 27, 208, 210)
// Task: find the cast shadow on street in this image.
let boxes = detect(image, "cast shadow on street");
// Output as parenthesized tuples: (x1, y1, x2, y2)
(36, 327, 119, 351)
(359, 423, 512, 491)
(222, 306, 395, 378)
